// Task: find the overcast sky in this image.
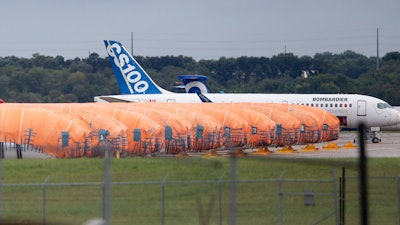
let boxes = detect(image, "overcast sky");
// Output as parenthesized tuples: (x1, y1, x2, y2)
(0, 0, 399, 60)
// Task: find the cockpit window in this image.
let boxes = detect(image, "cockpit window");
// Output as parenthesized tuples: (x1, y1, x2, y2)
(377, 102, 393, 109)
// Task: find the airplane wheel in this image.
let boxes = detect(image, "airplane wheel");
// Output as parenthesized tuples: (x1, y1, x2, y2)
(372, 137, 379, 143)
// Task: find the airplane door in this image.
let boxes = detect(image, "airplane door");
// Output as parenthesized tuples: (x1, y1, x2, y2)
(166, 98, 176, 103)
(357, 100, 367, 116)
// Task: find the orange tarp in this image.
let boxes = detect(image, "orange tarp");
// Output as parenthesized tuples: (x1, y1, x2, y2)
(0, 106, 90, 157)
(210, 104, 276, 146)
(188, 105, 249, 147)
(265, 103, 340, 142)
(84, 103, 195, 153)
(0, 102, 340, 157)
(267, 104, 322, 143)
(129, 103, 222, 150)
(241, 104, 302, 146)
(294, 105, 340, 142)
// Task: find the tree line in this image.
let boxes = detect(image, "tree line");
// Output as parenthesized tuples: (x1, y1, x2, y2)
(0, 50, 400, 105)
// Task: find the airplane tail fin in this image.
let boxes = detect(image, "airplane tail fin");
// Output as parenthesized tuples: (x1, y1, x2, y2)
(104, 40, 172, 94)
(178, 75, 212, 94)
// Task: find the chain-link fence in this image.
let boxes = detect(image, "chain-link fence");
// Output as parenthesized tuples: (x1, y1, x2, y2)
(1, 168, 399, 225)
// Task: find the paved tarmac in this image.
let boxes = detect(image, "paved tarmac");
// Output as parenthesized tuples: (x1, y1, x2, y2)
(264, 131, 400, 158)
(3, 149, 53, 159)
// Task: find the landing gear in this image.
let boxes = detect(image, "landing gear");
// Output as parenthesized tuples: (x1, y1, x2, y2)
(372, 137, 381, 143)
(352, 128, 382, 144)
(368, 127, 382, 144)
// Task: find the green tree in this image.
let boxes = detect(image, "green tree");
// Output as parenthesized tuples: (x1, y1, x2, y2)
(336, 50, 373, 78)
(270, 53, 301, 78)
(382, 52, 400, 62)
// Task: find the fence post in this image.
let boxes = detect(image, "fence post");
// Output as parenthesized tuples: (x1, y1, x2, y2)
(0, 157, 2, 223)
(397, 175, 400, 225)
(332, 169, 339, 225)
(278, 171, 285, 225)
(340, 167, 346, 225)
(358, 125, 368, 225)
(42, 176, 49, 225)
(161, 174, 169, 225)
(102, 152, 112, 225)
(229, 154, 237, 225)
(217, 173, 225, 225)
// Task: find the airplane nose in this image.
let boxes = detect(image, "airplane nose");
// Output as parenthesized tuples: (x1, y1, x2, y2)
(390, 109, 400, 126)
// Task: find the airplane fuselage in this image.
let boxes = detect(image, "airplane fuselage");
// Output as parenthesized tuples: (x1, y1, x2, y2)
(94, 93, 400, 129)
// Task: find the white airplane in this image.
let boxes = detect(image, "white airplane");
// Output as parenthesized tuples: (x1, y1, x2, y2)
(94, 40, 400, 143)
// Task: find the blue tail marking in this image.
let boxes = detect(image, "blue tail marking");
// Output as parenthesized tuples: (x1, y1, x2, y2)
(104, 40, 168, 94)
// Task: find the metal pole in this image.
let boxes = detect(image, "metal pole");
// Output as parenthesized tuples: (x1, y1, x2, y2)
(0, 157, 2, 223)
(376, 28, 380, 70)
(332, 169, 339, 225)
(103, 146, 112, 225)
(42, 176, 49, 225)
(358, 124, 368, 225)
(229, 154, 237, 225)
(278, 171, 285, 225)
(397, 176, 400, 225)
(218, 173, 225, 225)
(131, 32, 134, 56)
(161, 174, 169, 225)
(341, 167, 346, 225)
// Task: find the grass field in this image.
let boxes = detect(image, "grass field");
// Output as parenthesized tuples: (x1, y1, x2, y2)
(1, 156, 400, 225)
